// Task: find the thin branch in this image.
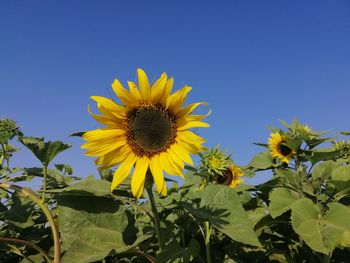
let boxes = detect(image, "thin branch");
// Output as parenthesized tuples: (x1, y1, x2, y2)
(0, 237, 51, 262)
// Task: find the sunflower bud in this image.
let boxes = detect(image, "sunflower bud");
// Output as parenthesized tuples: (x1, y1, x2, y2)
(0, 119, 22, 143)
(199, 147, 231, 178)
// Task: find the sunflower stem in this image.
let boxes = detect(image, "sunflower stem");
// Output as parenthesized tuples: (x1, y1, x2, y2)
(204, 221, 212, 263)
(145, 172, 165, 251)
(41, 164, 48, 203)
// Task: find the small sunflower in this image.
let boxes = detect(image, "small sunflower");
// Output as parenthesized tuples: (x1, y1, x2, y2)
(82, 69, 209, 198)
(268, 133, 295, 163)
(216, 164, 244, 188)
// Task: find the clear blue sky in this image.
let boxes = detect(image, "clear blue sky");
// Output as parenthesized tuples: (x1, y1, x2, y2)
(1, 1, 350, 185)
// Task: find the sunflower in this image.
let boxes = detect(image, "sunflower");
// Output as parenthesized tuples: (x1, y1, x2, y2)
(82, 69, 209, 198)
(268, 133, 295, 163)
(216, 163, 244, 188)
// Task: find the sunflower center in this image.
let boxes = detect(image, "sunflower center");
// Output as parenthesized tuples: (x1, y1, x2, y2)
(216, 169, 233, 185)
(126, 104, 177, 157)
(278, 143, 292, 156)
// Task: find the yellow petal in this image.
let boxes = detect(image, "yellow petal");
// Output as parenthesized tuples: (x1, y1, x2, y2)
(149, 155, 167, 196)
(159, 152, 180, 176)
(110, 153, 137, 190)
(82, 128, 124, 141)
(178, 138, 205, 154)
(176, 102, 209, 119)
(82, 136, 121, 149)
(111, 79, 138, 107)
(160, 77, 174, 106)
(167, 85, 192, 112)
(137, 68, 151, 103)
(178, 130, 206, 144)
(169, 143, 193, 165)
(177, 114, 211, 129)
(84, 139, 126, 156)
(87, 105, 118, 127)
(90, 96, 126, 120)
(131, 156, 149, 198)
(99, 146, 131, 169)
(151, 73, 167, 103)
(127, 81, 141, 101)
(178, 120, 210, 131)
(167, 150, 185, 178)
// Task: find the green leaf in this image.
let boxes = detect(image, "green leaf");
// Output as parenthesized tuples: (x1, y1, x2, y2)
(184, 170, 203, 186)
(340, 131, 350, 136)
(331, 165, 350, 181)
(156, 239, 200, 263)
(338, 230, 350, 247)
(97, 168, 114, 182)
(57, 195, 150, 263)
(199, 185, 261, 247)
(312, 161, 337, 182)
(247, 208, 267, 226)
(307, 137, 334, 149)
(291, 199, 326, 253)
(19, 137, 71, 166)
(291, 199, 350, 255)
(268, 187, 300, 218)
(327, 180, 350, 201)
(275, 169, 302, 188)
(0, 134, 12, 144)
(322, 203, 350, 249)
(5, 193, 34, 228)
(24, 167, 77, 188)
(70, 131, 86, 137)
(250, 151, 273, 169)
(234, 184, 255, 192)
(59, 175, 111, 196)
(303, 148, 341, 165)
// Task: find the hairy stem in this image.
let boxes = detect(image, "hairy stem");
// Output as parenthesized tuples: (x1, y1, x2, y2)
(41, 165, 48, 203)
(145, 172, 165, 251)
(204, 221, 212, 263)
(1, 143, 6, 177)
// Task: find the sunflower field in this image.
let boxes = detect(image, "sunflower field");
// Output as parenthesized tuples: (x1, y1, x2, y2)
(1, 70, 350, 263)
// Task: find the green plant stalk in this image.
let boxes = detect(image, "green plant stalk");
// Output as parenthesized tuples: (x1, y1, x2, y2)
(0, 183, 60, 263)
(204, 221, 212, 263)
(0, 237, 52, 262)
(145, 177, 165, 251)
(1, 143, 6, 177)
(41, 164, 48, 203)
(7, 244, 35, 263)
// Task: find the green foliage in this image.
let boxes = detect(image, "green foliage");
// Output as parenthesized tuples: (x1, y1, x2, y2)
(198, 185, 261, 247)
(268, 187, 300, 218)
(291, 199, 350, 255)
(1, 118, 350, 262)
(250, 151, 274, 169)
(19, 136, 71, 166)
(157, 239, 200, 263)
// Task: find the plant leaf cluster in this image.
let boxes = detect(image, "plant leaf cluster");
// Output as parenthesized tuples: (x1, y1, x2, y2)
(0, 118, 349, 262)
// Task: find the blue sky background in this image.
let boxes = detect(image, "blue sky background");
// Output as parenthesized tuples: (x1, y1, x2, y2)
(1, 1, 350, 185)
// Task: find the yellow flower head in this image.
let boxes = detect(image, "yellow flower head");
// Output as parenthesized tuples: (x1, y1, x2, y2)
(268, 132, 295, 163)
(82, 69, 209, 198)
(216, 163, 244, 188)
